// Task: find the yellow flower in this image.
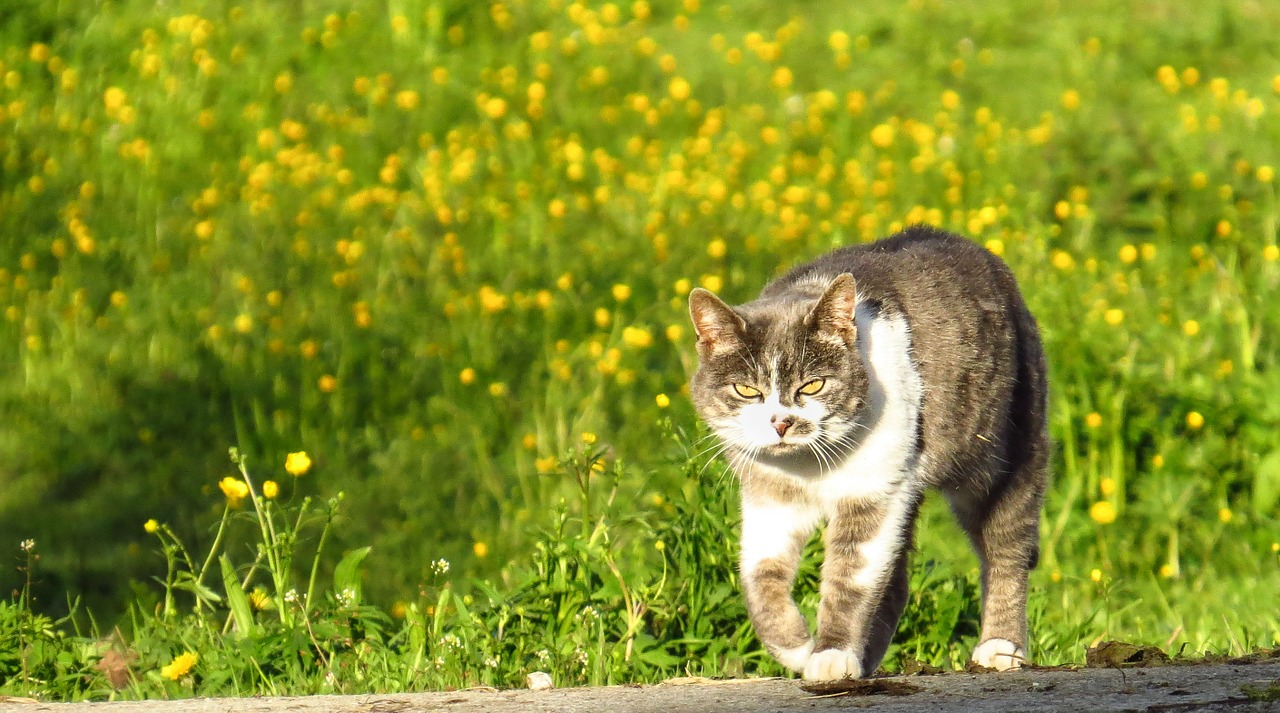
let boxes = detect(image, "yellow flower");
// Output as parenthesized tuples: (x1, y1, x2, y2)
(622, 326, 652, 348)
(285, 451, 312, 476)
(1061, 88, 1081, 111)
(655, 393, 670, 408)
(1182, 320, 1200, 337)
(218, 477, 250, 504)
(249, 588, 272, 611)
(262, 480, 279, 499)
(1051, 250, 1074, 270)
(869, 123, 895, 148)
(103, 86, 127, 112)
(459, 368, 476, 385)
(1085, 412, 1103, 429)
(1118, 244, 1138, 263)
(1103, 308, 1124, 326)
(160, 652, 198, 681)
(1089, 500, 1116, 525)
(317, 375, 337, 393)
(483, 97, 507, 119)
(1099, 477, 1116, 496)
(1090, 568, 1103, 583)
(1265, 245, 1280, 261)
(1218, 507, 1232, 523)
(581, 431, 598, 445)
(488, 382, 507, 397)
(395, 90, 420, 110)
(611, 284, 632, 301)
(144, 519, 159, 534)
(668, 76, 691, 101)
(1185, 411, 1204, 430)
(473, 541, 489, 558)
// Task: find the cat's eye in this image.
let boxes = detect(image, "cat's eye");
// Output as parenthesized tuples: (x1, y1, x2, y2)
(732, 383, 762, 399)
(797, 378, 826, 396)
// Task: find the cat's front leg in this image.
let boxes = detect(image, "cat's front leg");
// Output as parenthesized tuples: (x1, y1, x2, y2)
(809, 495, 917, 681)
(740, 498, 819, 673)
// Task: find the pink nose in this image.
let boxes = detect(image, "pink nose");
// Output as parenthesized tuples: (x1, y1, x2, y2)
(772, 416, 794, 437)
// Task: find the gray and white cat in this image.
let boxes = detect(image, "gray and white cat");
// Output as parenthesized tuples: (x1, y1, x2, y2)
(688, 226, 1047, 681)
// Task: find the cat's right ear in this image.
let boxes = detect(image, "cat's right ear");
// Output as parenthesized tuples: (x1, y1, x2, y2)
(689, 288, 746, 356)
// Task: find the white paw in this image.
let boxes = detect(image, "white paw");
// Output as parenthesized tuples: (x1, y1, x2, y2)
(971, 638, 1025, 671)
(772, 640, 814, 673)
(802, 648, 863, 681)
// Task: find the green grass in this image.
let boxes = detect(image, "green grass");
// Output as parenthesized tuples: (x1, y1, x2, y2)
(2, 0, 1279, 700)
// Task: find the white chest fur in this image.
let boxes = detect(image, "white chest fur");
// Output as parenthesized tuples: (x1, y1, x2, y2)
(738, 302, 924, 574)
(815, 302, 923, 503)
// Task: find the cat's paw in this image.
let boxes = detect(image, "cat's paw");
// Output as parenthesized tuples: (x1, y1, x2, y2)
(771, 640, 815, 673)
(802, 648, 863, 681)
(971, 638, 1025, 671)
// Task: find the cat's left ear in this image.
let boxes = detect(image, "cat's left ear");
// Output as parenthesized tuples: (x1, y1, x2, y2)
(806, 273, 858, 344)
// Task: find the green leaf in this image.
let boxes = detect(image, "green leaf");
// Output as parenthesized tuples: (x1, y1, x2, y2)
(173, 571, 223, 604)
(333, 546, 372, 602)
(1253, 450, 1280, 517)
(220, 555, 255, 638)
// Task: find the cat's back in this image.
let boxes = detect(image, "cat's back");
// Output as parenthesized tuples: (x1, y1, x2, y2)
(762, 225, 1017, 309)
(763, 226, 1046, 487)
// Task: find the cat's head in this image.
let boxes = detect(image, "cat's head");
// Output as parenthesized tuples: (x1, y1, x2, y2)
(688, 274, 870, 470)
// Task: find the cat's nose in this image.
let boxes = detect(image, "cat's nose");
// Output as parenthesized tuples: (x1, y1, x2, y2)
(771, 415, 795, 437)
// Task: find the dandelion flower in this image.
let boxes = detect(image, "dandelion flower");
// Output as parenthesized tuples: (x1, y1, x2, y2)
(160, 652, 198, 681)
(285, 451, 312, 476)
(1089, 501, 1116, 525)
(668, 76, 691, 101)
(622, 326, 652, 348)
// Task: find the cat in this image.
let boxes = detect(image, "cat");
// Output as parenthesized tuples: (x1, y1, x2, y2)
(687, 225, 1047, 681)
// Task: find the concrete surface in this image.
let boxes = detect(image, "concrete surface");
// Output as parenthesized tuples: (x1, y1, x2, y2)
(8, 660, 1279, 712)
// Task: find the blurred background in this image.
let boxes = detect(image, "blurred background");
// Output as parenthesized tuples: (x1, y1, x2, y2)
(1, 0, 1278, 652)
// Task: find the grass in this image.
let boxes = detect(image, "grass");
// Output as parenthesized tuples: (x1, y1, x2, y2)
(1, 0, 1279, 700)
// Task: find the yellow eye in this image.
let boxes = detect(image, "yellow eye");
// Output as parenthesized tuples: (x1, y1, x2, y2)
(797, 378, 825, 396)
(732, 383, 761, 399)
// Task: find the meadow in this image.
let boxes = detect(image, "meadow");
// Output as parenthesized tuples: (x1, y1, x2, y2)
(1, 0, 1279, 700)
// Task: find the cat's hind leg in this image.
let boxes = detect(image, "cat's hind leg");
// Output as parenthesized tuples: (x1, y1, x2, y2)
(949, 443, 1047, 671)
